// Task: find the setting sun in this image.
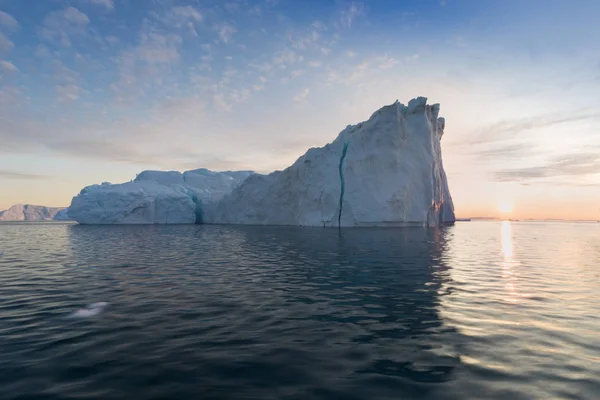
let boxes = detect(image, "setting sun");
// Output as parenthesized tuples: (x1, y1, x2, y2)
(498, 201, 514, 214)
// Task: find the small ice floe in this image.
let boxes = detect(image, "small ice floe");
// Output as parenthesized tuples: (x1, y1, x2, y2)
(69, 302, 108, 318)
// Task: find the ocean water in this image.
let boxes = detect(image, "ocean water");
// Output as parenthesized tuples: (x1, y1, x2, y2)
(0, 221, 598, 400)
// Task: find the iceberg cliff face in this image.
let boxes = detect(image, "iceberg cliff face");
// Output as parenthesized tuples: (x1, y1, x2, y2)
(0, 204, 67, 221)
(206, 97, 454, 227)
(68, 181, 197, 224)
(67, 169, 253, 224)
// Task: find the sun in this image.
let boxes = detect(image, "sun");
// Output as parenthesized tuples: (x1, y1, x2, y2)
(498, 201, 513, 214)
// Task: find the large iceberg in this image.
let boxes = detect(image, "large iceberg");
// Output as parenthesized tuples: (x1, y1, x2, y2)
(206, 97, 454, 227)
(67, 169, 253, 224)
(0, 204, 67, 221)
(68, 97, 454, 226)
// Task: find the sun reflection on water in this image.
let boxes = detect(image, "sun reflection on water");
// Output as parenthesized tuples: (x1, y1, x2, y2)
(501, 221, 519, 303)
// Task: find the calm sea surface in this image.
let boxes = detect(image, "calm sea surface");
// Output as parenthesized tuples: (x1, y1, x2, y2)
(0, 221, 599, 399)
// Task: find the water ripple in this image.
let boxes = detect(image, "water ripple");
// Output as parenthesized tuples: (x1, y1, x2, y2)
(0, 221, 598, 399)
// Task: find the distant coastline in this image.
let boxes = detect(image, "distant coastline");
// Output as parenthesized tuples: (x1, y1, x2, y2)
(457, 217, 600, 223)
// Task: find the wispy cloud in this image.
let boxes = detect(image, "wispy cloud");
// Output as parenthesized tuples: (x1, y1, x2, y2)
(375, 54, 399, 69)
(216, 23, 236, 43)
(0, 86, 19, 104)
(0, 32, 14, 52)
(475, 143, 538, 160)
(161, 5, 203, 35)
(293, 88, 309, 103)
(84, 0, 114, 10)
(0, 60, 18, 73)
(457, 112, 600, 147)
(136, 32, 182, 64)
(0, 11, 19, 29)
(41, 7, 90, 47)
(493, 152, 600, 184)
(0, 170, 49, 180)
(56, 84, 86, 102)
(339, 2, 363, 28)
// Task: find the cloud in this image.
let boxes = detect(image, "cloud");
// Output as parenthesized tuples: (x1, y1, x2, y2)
(0, 11, 18, 29)
(52, 59, 79, 84)
(293, 88, 309, 103)
(493, 152, 600, 184)
(136, 32, 182, 64)
(213, 94, 231, 111)
(0, 33, 14, 52)
(0, 86, 19, 104)
(105, 36, 119, 46)
(216, 23, 236, 43)
(86, 0, 114, 10)
(0, 170, 49, 180)
(273, 49, 299, 68)
(161, 6, 203, 33)
(34, 45, 52, 58)
(376, 54, 399, 69)
(458, 112, 600, 147)
(475, 143, 538, 160)
(41, 7, 90, 47)
(0, 60, 18, 73)
(404, 53, 420, 63)
(340, 2, 363, 28)
(308, 60, 322, 67)
(56, 84, 86, 102)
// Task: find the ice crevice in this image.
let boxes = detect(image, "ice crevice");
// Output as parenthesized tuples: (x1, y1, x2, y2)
(338, 142, 349, 227)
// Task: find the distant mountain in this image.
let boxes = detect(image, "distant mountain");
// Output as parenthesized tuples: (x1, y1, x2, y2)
(0, 204, 69, 221)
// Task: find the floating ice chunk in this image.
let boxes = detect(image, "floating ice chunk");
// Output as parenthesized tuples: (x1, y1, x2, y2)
(69, 302, 109, 318)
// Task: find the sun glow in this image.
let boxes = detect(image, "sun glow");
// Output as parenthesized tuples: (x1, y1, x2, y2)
(498, 201, 513, 215)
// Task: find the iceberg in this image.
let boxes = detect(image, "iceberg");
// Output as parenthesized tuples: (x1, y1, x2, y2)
(52, 208, 71, 220)
(68, 97, 454, 227)
(205, 97, 455, 227)
(67, 170, 253, 224)
(0, 204, 68, 221)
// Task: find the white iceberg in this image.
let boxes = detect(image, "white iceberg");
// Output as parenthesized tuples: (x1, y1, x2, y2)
(68, 97, 454, 227)
(206, 97, 455, 227)
(67, 170, 253, 224)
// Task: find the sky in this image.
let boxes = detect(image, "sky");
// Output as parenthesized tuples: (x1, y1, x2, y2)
(1, 0, 599, 220)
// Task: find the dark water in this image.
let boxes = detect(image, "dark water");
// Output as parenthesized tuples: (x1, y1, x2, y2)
(0, 221, 599, 399)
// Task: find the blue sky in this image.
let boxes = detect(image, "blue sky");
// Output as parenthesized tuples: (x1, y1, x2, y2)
(1, 0, 600, 219)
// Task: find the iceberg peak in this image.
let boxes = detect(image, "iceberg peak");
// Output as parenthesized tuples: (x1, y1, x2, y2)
(206, 96, 455, 227)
